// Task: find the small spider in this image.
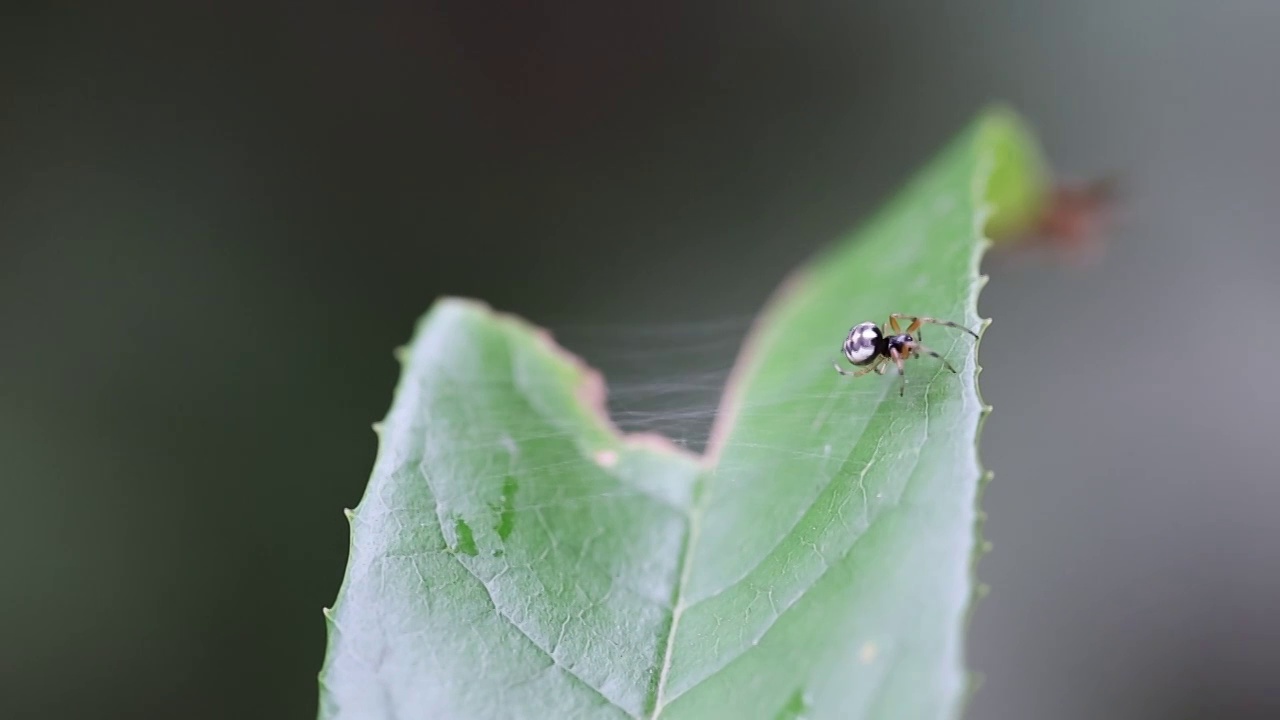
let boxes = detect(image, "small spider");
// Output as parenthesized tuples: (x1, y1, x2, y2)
(834, 314, 979, 396)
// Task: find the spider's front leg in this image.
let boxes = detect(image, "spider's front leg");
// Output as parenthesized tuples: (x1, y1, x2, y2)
(890, 313, 979, 340)
(889, 347, 908, 396)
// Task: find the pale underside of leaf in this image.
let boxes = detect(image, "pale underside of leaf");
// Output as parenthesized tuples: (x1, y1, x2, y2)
(319, 109, 1045, 720)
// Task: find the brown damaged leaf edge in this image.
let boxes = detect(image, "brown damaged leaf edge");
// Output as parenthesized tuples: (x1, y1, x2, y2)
(440, 273, 809, 469)
(703, 269, 809, 464)
(497, 301, 702, 463)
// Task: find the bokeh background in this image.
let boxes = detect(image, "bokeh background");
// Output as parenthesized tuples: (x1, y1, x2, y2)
(4, 2, 1280, 718)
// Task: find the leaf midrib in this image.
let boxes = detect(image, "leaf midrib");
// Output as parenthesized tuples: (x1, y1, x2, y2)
(648, 467, 706, 718)
(646, 274, 818, 718)
(645, 282, 786, 719)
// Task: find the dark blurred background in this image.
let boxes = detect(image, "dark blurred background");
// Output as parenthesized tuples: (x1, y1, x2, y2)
(4, 2, 1280, 718)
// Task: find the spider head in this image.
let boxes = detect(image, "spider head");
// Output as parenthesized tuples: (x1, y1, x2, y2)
(885, 334, 915, 357)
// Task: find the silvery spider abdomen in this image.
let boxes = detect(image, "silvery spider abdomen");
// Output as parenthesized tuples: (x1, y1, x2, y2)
(842, 322, 883, 366)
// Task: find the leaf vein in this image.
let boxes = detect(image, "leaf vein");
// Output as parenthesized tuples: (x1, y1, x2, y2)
(442, 545, 637, 718)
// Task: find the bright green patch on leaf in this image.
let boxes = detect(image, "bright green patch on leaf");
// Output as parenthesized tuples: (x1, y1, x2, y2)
(319, 107, 1047, 720)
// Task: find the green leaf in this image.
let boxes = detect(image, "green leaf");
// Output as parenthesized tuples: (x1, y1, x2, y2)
(319, 107, 1046, 720)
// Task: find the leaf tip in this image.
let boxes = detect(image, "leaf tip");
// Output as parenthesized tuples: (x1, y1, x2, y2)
(974, 102, 1026, 135)
(973, 104, 1051, 241)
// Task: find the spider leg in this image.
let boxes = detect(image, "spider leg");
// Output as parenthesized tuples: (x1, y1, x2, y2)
(833, 356, 884, 377)
(890, 347, 907, 396)
(890, 314, 979, 339)
(912, 341, 958, 373)
(887, 315, 902, 334)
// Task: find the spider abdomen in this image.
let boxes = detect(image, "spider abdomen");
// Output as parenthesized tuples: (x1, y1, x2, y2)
(843, 322, 883, 365)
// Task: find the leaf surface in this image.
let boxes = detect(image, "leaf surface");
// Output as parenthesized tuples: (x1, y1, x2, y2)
(319, 108, 1047, 720)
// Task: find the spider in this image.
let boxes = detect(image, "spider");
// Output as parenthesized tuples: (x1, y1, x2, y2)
(833, 314, 979, 396)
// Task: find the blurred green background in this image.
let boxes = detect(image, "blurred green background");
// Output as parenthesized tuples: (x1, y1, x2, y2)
(4, 2, 1280, 718)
